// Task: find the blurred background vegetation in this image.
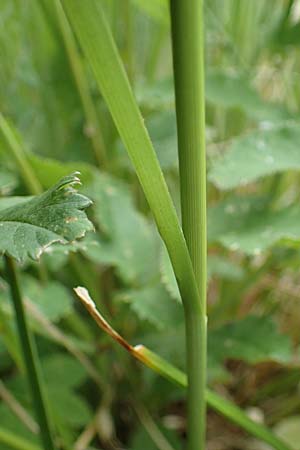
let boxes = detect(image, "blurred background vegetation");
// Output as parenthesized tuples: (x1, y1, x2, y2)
(1, 0, 300, 449)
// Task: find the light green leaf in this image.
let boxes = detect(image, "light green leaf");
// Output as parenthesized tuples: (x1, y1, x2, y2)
(47, 386, 91, 427)
(207, 255, 245, 280)
(0, 276, 73, 323)
(115, 111, 178, 171)
(24, 277, 73, 322)
(147, 112, 178, 170)
(209, 316, 292, 367)
(0, 170, 18, 195)
(0, 173, 93, 260)
(85, 172, 132, 236)
(42, 353, 87, 389)
(137, 73, 289, 121)
(85, 175, 160, 285)
(208, 195, 300, 254)
(116, 282, 183, 330)
(132, 0, 169, 25)
(142, 316, 292, 382)
(209, 124, 300, 190)
(40, 232, 99, 272)
(28, 153, 95, 189)
(160, 246, 245, 302)
(135, 79, 174, 111)
(0, 196, 30, 210)
(206, 71, 289, 121)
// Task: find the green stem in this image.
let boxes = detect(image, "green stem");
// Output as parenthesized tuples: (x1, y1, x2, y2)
(170, 1, 207, 449)
(5, 256, 55, 450)
(53, 0, 107, 167)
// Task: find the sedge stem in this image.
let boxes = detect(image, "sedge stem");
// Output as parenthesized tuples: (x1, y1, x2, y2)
(170, 1, 207, 449)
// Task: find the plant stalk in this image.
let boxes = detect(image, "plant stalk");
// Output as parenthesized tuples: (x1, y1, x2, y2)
(170, 1, 207, 449)
(5, 256, 55, 450)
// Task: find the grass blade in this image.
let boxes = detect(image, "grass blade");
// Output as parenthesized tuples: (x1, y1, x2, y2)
(61, 0, 202, 319)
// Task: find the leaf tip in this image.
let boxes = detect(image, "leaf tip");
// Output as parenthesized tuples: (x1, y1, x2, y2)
(74, 286, 96, 309)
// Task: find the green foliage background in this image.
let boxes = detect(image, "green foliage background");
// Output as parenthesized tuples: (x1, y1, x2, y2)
(1, 0, 300, 449)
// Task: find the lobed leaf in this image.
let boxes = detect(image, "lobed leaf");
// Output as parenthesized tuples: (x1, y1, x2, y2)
(116, 282, 183, 330)
(209, 315, 292, 368)
(0, 275, 73, 323)
(160, 246, 245, 302)
(136, 73, 289, 121)
(0, 173, 93, 260)
(28, 153, 95, 189)
(143, 315, 292, 382)
(206, 71, 289, 121)
(209, 124, 300, 190)
(85, 174, 160, 285)
(208, 195, 300, 254)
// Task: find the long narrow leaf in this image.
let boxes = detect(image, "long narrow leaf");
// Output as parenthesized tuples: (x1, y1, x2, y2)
(61, 0, 202, 317)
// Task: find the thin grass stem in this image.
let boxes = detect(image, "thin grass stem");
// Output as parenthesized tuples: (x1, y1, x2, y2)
(5, 256, 55, 450)
(170, 1, 207, 448)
